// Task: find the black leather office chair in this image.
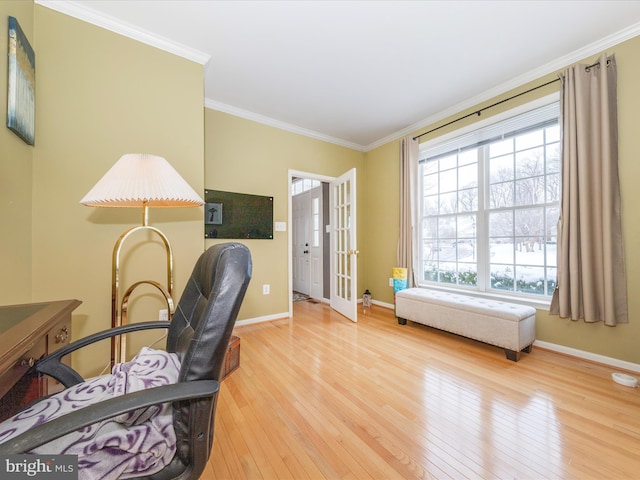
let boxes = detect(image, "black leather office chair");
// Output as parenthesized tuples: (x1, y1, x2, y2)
(0, 242, 252, 480)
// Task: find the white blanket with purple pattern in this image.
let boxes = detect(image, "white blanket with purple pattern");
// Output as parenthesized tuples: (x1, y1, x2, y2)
(0, 347, 180, 480)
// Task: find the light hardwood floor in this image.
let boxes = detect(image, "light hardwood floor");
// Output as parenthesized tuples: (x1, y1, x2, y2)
(204, 300, 640, 479)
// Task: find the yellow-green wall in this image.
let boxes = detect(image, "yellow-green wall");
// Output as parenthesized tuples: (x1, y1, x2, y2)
(365, 35, 640, 364)
(204, 109, 365, 319)
(363, 139, 400, 307)
(12, 5, 205, 377)
(3, 1, 639, 373)
(0, 1, 34, 305)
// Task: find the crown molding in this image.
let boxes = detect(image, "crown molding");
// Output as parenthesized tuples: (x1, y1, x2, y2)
(35, 0, 211, 66)
(205, 99, 367, 152)
(33, 1, 640, 152)
(365, 21, 640, 152)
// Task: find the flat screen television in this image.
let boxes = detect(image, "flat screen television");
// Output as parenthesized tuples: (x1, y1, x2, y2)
(204, 189, 273, 239)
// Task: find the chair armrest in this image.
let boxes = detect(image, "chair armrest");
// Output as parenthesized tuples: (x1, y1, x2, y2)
(36, 321, 171, 387)
(0, 380, 219, 454)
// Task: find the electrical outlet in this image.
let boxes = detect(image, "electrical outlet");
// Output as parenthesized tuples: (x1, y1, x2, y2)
(389, 278, 394, 287)
(159, 309, 169, 321)
(263, 284, 270, 295)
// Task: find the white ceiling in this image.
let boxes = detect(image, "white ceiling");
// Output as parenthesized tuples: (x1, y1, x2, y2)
(39, 1, 640, 151)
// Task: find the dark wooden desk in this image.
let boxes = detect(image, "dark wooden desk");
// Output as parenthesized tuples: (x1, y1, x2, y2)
(0, 299, 81, 421)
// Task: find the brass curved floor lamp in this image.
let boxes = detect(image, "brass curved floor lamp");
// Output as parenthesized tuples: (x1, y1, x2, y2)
(80, 153, 204, 365)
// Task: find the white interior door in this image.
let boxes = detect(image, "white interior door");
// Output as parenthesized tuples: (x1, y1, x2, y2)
(330, 168, 357, 322)
(309, 186, 323, 300)
(292, 191, 310, 294)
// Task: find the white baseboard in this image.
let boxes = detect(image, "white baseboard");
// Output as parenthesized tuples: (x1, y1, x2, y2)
(236, 312, 289, 327)
(534, 340, 640, 373)
(372, 299, 394, 310)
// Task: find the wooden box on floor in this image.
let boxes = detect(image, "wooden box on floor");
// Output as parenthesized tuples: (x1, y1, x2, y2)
(222, 335, 240, 379)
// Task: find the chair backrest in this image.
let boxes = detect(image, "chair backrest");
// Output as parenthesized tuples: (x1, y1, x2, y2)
(162, 242, 251, 478)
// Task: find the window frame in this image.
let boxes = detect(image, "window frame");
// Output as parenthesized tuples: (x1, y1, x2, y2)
(415, 93, 560, 308)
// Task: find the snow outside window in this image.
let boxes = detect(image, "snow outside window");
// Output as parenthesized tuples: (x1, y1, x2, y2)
(418, 98, 560, 298)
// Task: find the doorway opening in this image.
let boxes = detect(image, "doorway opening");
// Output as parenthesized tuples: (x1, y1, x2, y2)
(288, 168, 358, 322)
(288, 170, 334, 316)
(291, 177, 329, 300)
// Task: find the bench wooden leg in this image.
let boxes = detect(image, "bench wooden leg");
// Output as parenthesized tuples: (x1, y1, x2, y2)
(397, 317, 407, 325)
(505, 344, 533, 361)
(505, 349, 520, 362)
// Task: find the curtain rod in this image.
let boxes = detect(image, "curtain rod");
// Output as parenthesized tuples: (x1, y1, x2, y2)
(585, 58, 611, 72)
(412, 77, 561, 141)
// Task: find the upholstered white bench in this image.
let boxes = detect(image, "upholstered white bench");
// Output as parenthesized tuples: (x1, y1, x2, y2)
(395, 288, 536, 361)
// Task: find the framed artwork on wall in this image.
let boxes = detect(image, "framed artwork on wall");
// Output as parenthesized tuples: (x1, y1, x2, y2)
(205, 202, 223, 225)
(7, 16, 35, 146)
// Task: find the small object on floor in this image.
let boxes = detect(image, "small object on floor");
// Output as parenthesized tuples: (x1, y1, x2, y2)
(611, 372, 638, 387)
(363, 289, 372, 308)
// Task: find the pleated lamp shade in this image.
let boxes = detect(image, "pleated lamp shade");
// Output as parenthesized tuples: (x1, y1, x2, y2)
(80, 153, 204, 208)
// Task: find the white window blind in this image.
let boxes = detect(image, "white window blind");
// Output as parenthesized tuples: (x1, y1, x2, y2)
(420, 102, 559, 162)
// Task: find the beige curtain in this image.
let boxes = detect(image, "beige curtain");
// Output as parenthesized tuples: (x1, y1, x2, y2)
(550, 53, 627, 325)
(398, 136, 419, 287)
